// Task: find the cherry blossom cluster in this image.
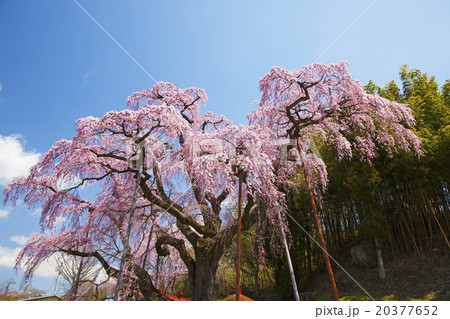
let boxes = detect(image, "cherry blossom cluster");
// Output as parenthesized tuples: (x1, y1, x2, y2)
(3, 62, 421, 299)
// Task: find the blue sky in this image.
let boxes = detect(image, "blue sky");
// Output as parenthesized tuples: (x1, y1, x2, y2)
(0, 0, 449, 294)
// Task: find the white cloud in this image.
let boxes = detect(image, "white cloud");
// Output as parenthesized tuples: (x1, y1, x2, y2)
(34, 253, 61, 278)
(0, 209, 10, 218)
(10, 235, 29, 246)
(0, 245, 21, 268)
(0, 245, 110, 290)
(0, 134, 41, 186)
(34, 253, 108, 281)
(0, 244, 59, 279)
(54, 216, 66, 226)
(31, 208, 42, 217)
(57, 176, 82, 190)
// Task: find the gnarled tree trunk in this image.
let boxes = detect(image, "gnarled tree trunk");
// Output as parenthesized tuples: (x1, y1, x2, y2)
(191, 250, 220, 300)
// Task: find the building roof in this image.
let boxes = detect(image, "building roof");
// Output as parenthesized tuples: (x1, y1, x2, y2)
(20, 295, 63, 301)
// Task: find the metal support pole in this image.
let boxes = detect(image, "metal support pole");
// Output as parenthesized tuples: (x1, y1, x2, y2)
(276, 208, 300, 301)
(54, 262, 62, 295)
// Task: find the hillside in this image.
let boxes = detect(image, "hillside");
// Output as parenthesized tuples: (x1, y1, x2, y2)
(312, 252, 450, 301)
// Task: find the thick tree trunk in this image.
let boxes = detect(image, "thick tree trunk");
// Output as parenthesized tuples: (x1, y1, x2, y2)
(190, 252, 219, 301)
(151, 184, 258, 301)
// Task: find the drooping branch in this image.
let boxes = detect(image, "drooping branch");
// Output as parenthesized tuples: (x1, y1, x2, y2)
(155, 235, 195, 271)
(61, 249, 119, 278)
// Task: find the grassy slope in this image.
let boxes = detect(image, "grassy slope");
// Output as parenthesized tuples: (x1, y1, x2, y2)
(313, 253, 450, 301)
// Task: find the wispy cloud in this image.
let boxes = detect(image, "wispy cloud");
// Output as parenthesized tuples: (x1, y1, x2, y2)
(30, 208, 42, 217)
(0, 244, 58, 279)
(10, 235, 30, 246)
(0, 245, 21, 268)
(82, 70, 92, 86)
(77, 69, 94, 91)
(0, 134, 41, 186)
(0, 83, 4, 104)
(0, 209, 10, 218)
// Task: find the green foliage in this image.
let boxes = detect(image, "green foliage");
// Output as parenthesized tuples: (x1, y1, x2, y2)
(210, 65, 449, 301)
(340, 295, 371, 301)
(272, 66, 450, 300)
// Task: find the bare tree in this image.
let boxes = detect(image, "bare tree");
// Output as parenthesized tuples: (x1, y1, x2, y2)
(53, 254, 105, 300)
(0, 278, 16, 295)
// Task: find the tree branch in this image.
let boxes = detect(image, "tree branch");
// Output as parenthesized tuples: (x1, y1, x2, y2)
(139, 179, 215, 237)
(155, 235, 195, 271)
(61, 249, 119, 278)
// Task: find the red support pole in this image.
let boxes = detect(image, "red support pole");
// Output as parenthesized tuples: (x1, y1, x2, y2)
(296, 137, 339, 301)
(236, 170, 243, 301)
